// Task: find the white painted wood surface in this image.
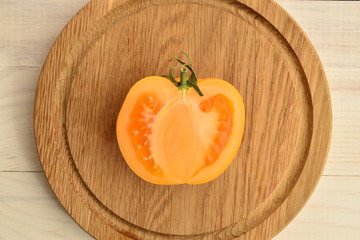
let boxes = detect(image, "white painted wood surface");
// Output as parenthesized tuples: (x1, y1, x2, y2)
(0, 0, 359, 239)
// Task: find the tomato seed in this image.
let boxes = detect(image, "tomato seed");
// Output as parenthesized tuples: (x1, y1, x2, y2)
(132, 130, 139, 135)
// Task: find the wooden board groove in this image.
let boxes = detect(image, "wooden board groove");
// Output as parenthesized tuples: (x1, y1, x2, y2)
(34, 0, 332, 239)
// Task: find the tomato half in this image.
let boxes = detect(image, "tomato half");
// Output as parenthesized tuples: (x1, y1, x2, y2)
(116, 75, 245, 185)
(117, 54, 245, 185)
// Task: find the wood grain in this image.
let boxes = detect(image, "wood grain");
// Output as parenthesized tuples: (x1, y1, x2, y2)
(2, 0, 359, 175)
(1, 0, 359, 240)
(33, 0, 331, 239)
(64, 2, 311, 235)
(1, 173, 359, 239)
(275, 175, 360, 239)
(0, 172, 91, 240)
(0, 0, 89, 67)
(0, 67, 41, 171)
(279, 1, 360, 177)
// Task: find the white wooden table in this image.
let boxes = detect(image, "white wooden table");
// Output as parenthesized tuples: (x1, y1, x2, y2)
(1, 0, 359, 239)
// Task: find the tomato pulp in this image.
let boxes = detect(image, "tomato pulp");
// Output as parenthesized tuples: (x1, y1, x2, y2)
(117, 76, 245, 185)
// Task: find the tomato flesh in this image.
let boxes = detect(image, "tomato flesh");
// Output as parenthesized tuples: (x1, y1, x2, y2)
(117, 77, 245, 185)
(199, 94, 233, 166)
(127, 94, 164, 177)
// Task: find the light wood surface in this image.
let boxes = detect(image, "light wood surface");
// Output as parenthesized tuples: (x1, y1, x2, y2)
(0, 0, 359, 240)
(2, 173, 359, 240)
(34, 0, 331, 239)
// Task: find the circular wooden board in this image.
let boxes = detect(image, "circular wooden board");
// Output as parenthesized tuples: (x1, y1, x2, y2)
(34, 0, 332, 239)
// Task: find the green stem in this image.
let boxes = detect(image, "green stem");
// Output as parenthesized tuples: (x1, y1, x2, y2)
(179, 68, 188, 88)
(163, 52, 204, 96)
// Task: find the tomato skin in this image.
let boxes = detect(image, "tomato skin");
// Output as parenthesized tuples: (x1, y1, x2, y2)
(116, 76, 245, 185)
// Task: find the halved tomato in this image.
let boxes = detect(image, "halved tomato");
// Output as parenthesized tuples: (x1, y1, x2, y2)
(117, 56, 245, 185)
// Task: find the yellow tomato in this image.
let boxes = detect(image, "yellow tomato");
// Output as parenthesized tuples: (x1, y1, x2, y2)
(117, 54, 245, 185)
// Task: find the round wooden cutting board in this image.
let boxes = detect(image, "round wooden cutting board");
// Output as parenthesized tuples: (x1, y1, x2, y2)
(34, 0, 332, 239)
